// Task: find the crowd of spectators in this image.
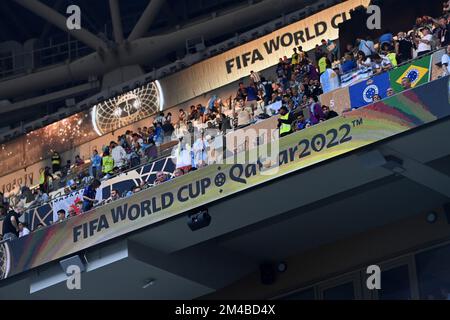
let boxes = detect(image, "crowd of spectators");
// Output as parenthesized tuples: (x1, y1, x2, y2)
(2, 8, 450, 242)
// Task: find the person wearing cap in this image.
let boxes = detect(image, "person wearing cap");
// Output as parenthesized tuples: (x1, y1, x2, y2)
(416, 27, 433, 56)
(278, 106, 295, 137)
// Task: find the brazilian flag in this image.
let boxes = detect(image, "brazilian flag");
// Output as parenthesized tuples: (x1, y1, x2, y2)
(389, 55, 431, 93)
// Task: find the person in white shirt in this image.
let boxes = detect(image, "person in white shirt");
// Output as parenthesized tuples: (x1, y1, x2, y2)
(416, 27, 433, 56)
(18, 222, 30, 238)
(320, 63, 340, 93)
(110, 141, 127, 169)
(250, 70, 261, 84)
(441, 45, 450, 76)
(193, 131, 210, 168)
(174, 140, 194, 173)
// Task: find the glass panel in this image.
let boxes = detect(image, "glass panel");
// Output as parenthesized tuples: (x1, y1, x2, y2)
(323, 282, 355, 300)
(379, 265, 411, 300)
(416, 243, 450, 300)
(281, 288, 315, 300)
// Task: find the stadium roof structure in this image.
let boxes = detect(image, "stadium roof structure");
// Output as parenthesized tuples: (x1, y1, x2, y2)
(0, 0, 324, 130)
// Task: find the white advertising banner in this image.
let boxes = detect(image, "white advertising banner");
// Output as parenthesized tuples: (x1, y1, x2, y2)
(51, 188, 103, 223)
(159, 0, 370, 108)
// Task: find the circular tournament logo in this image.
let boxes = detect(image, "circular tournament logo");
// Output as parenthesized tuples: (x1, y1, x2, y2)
(363, 84, 379, 103)
(92, 82, 162, 135)
(0, 242, 11, 280)
(406, 68, 420, 84)
(214, 173, 226, 187)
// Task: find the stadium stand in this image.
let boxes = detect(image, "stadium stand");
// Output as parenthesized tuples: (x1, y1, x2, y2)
(1, 5, 449, 245)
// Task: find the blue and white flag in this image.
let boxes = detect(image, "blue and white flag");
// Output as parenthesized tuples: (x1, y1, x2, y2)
(341, 66, 373, 87)
(349, 72, 391, 109)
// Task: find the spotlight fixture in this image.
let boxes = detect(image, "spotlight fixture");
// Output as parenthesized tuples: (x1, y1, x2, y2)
(382, 155, 405, 174)
(426, 211, 438, 224)
(187, 208, 211, 231)
(277, 262, 288, 273)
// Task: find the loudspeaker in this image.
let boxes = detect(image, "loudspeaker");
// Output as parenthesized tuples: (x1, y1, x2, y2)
(187, 209, 211, 231)
(260, 263, 276, 285)
(59, 255, 86, 274)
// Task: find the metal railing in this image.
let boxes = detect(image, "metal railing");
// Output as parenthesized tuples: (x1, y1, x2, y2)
(0, 40, 92, 80)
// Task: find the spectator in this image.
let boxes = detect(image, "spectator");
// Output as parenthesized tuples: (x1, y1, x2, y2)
(373, 94, 382, 102)
(341, 52, 357, 73)
(320, 60, 340, 93)
(441, 44, 450, 76)
(91, 149, 102, 179)
(56, 209, 66, 223)
(357, 36, 376, 58)
(35, 223, 44, 230)
(318, 53, 328, 74)
(130, 142, 143, 167)
(387, 87, 395, 97)
(322, 105, 338, 120)
(18, 222, 30, 237)
(372, 53, 393, 73)
(62, 160, 72, 176)
(250, 70, 261, 84)
(246, 83, 258, 102)
(356, 50, 372, 69)
(395, 32, 414, 64)
(110, 141, 127, 169)
(51, 151, 61, 174)
(278, 106, 295, 137)
(402, 77, 412, 90)
(384, 45, 398, 67)
(176, 141, 194, 174)
(75, 155, 85, 167)
(314, 45, 324, 64)
(154, 171, 169, 186)
(178, 109, 187, 125)
(68, 208, 77, 218)
(236, 82, 248, 101)
(296, 113, 308, 130)
(106, 189, 121, 204)
(416, 27, 433, 56)
(173, 168, 184, 178)
(291, 48, 299, 67)
(39, 167, 54, 194)
(82, 179, 101, 212)
(153, 112, 165, 126)
(154, 122, 164, 146)
(308, 96, 325, 125)
(379, 30, 394, 47)
(193, 131, 209, 168)
(1, 205, 19, 241)
(237, 105, 252, 129)
(102, 150, 114, 176)
(162, 113, 175, 142)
